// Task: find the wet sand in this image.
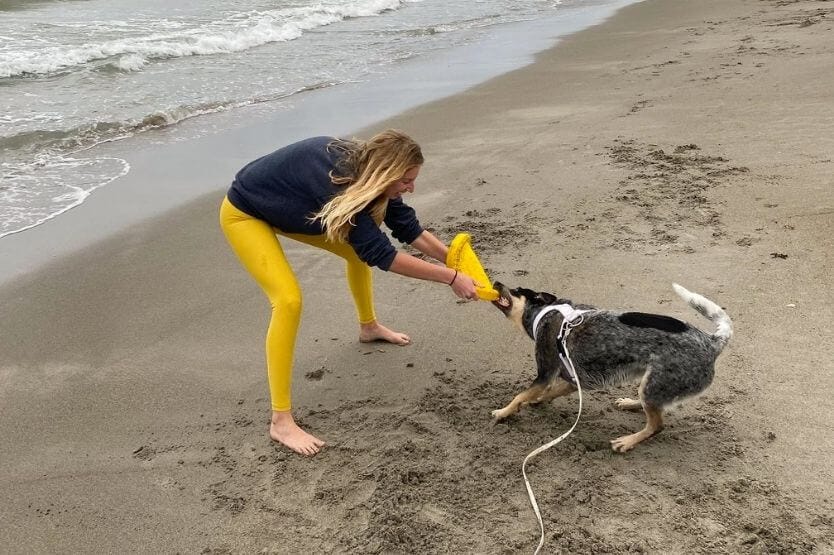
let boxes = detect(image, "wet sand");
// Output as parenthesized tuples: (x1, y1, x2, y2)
(1, 0, 833, 552)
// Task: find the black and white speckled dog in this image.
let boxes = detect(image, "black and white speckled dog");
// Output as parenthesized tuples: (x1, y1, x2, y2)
(490, 282, 733, 452)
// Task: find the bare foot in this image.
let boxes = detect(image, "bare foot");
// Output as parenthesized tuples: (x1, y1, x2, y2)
(359, 321, 410, 345)
(270, 410, 325, 456)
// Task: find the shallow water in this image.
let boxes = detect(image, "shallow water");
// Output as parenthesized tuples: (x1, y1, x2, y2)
(0, 0, 639, 239)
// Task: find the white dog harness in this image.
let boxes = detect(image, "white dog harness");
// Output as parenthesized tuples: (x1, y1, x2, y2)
(524, 303, 590, 555)
(531, 304, 589, 385)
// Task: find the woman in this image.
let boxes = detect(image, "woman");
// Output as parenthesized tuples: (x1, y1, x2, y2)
(219, 129, 478, 456)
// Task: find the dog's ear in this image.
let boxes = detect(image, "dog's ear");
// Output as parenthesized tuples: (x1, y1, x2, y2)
(536, 292, 558, 304)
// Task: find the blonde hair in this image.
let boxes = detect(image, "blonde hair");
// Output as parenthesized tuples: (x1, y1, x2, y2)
(313, 129, 424, 243)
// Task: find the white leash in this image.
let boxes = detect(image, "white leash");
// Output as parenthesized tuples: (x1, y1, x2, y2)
(524, 308, 587, 555)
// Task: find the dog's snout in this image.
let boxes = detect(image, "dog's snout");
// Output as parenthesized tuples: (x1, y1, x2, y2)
(491, 282, 513, 311)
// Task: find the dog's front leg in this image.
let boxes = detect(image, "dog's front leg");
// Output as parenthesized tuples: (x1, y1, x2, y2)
(491, 382, 548, 421)
(532, 379, 575, 405)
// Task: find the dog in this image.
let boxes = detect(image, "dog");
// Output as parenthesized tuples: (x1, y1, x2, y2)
(490, 282, 733, 452)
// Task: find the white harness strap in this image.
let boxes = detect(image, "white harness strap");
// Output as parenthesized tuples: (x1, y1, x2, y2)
(524, 303, 589, 555)
(531, 304, 588, 383)
(531, 303, 585, 340)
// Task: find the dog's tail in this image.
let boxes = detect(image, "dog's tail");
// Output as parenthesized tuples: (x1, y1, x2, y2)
(672, 283, 733, 351)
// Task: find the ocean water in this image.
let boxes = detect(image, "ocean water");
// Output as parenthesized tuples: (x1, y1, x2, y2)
(0, 0, 627, 239)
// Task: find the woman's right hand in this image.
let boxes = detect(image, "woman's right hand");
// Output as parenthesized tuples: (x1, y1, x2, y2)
(450, 271, 479, 301)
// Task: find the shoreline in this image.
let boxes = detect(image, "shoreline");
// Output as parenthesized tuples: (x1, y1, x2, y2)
(0, 0, 637, 287)
(2, 0, 833, 552)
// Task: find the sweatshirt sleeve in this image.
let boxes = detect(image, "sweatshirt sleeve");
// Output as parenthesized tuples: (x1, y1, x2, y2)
(383, 197, 424, 245)
(347, 211, 398, 271)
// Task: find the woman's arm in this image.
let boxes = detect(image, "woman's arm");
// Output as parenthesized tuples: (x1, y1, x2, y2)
(409, 230, 449, 263)
(388, 251, 478, 300)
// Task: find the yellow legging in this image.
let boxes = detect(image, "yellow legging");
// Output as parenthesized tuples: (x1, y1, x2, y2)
(219, 196, 375, 411)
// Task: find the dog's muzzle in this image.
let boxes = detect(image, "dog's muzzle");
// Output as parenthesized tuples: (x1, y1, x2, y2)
(492, 282, 512, 312)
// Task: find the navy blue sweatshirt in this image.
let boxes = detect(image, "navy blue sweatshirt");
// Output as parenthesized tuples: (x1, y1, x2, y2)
(227, 136, 424, 270)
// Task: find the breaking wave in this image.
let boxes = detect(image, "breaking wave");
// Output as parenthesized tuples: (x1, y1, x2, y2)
(0, 0, 407, 78)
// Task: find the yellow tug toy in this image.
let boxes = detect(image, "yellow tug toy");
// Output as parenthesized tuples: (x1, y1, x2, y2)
(445, 233, 499, 301)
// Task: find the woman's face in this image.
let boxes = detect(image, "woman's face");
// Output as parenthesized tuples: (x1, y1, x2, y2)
(384, 165, 421, 199)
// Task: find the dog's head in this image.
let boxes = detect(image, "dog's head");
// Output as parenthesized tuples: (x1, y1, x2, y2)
(492, 282, 560, 333)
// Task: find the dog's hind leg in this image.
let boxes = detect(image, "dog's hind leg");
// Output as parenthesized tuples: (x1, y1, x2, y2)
(610, 404, 664, 453)
(491, 382, 548, 421)
(614, 397, 643, 411)
(615, 368, 651, 411)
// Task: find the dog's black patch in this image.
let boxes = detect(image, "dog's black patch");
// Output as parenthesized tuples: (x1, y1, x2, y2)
(618, 312, 688, 333)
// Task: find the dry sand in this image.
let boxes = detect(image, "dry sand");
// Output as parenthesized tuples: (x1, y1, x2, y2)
(2, 0, 833, 552)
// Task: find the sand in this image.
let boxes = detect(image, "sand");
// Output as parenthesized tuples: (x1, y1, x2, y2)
(1, 0, 833, 552)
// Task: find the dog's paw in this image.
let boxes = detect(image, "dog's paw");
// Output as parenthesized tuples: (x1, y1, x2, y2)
(610, 437, 634, 453)
(610, 433, 643, 453)
(614, 398, 643, 411)
(490, 408, 510, 421)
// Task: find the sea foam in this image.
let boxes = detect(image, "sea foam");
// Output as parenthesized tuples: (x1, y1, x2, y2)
(0, 0, 406, 78)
